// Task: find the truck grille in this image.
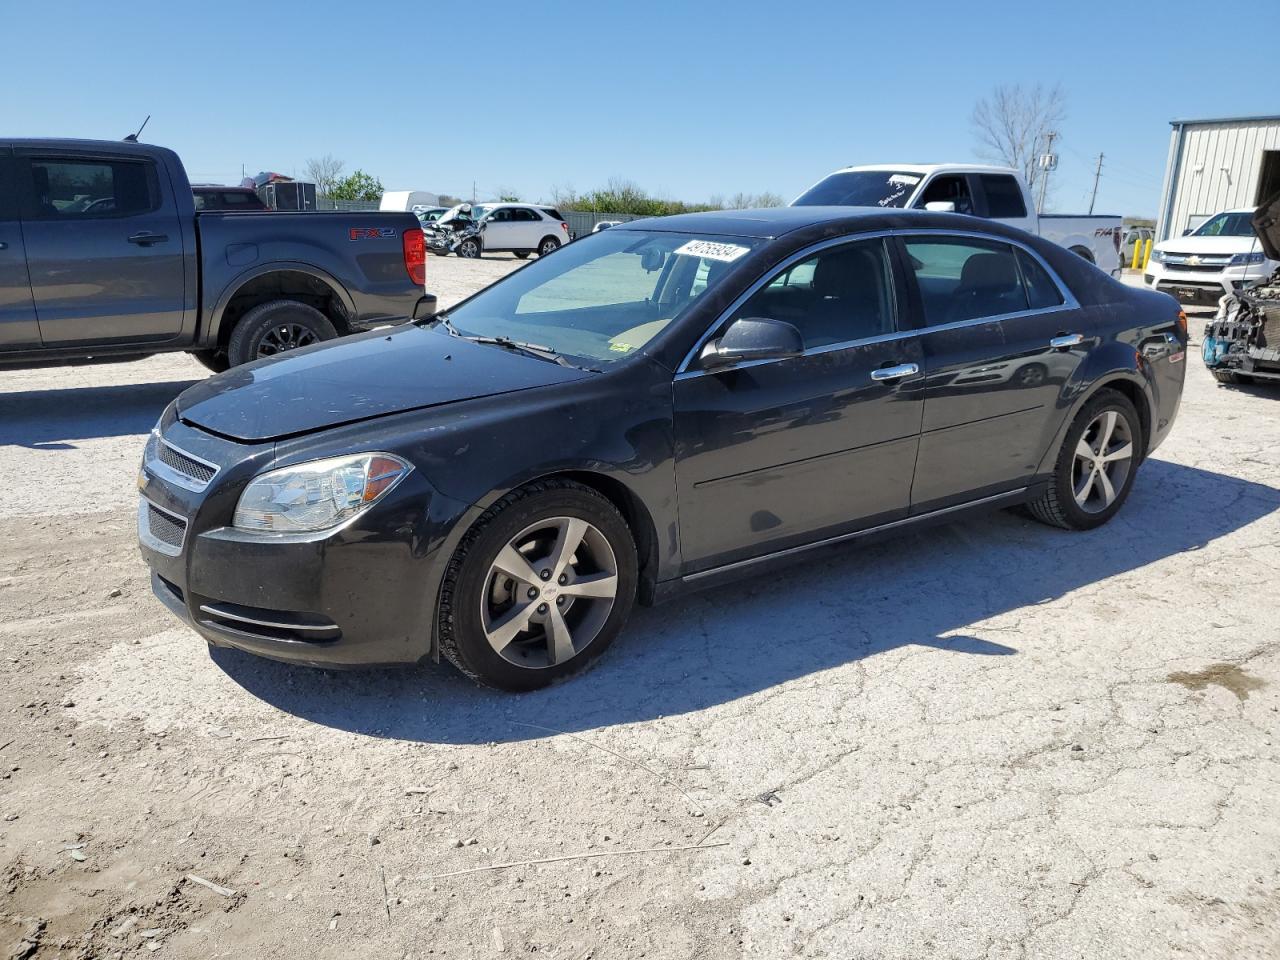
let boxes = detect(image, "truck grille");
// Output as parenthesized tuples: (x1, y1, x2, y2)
(138, 498, 188, 556)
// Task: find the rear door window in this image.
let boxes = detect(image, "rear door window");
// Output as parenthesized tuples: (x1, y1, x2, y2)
(23, 156, 159, 219)
(904, 237, 1028, 325)
(979, 175, 1028, 218)
(1016, 248, 1065, 309)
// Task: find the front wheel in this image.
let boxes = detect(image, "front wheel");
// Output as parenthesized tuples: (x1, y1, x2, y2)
(227, 300, 338, 367)
(513, 251, 530, 260)
(1212, 368, 1253, 385)
(456, 237, 482, 259)
(1027, 390, 1142, 530)
(437, 480, 637, 691)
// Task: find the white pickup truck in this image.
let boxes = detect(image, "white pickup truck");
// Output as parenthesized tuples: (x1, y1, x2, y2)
(792, 163, 1123, 274)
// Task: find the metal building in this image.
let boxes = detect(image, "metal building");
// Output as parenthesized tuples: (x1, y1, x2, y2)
(1156, 114, 1280, 241)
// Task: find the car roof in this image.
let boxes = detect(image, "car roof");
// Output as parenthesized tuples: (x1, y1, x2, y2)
(615, 205, 961, 239)
(826, 162, 1018, 176)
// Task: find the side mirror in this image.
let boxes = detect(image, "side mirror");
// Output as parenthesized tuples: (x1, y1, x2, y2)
(924, 200, 957, 213)
(698, 317, 803, 369)
(1182, 228, 1193, 236)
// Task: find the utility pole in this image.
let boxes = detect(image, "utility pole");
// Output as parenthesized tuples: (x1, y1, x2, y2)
(1036, 131, 1058, 215)
(1088, 152, 1104, 215)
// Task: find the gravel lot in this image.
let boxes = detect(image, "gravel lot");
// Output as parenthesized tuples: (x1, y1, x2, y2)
(2, 258, 1279, 959)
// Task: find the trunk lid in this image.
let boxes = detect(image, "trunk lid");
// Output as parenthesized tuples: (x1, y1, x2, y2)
(176, 325, 591, 442)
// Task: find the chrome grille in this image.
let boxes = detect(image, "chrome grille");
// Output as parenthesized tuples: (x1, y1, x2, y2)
(158, 441, 216, 485)
(138, 498, 188, 556)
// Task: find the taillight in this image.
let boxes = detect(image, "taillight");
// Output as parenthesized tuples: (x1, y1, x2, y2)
(1113, 228, 1121, 252)
(560, 222, 569, 233)
(1176, 310, 1187, 337)
(402, 229, 426, 286)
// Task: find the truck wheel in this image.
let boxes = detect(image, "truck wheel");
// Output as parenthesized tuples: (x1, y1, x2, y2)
(1069, 245, 1095, 263)
(227, 300, 338, 366)
(1026, 389, 1142, 531)
(437, 479, 637, 691)
(191, 349, 230, 374)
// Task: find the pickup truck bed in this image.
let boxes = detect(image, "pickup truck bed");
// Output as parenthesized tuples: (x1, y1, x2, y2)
(0, 138, 435, 370)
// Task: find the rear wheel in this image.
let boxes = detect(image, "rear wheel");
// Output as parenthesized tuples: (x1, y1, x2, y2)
(1027, 389, 1142, 530)
(537, 236, 561, 257)
(1069, 245, 1095, 263)
(227, 300, 338, 367)
(438, 479, 637, 691)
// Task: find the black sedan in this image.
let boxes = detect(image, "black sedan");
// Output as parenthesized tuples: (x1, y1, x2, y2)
(138, 207, 1187, 690)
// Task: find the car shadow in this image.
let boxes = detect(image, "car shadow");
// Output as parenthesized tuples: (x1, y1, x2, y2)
(211, 459, 1280, 743)
(0, 380, 197, 448)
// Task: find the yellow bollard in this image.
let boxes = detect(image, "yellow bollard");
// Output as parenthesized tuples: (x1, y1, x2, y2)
(1140, 238, 1152, 270)
(1130, 239, 1141, 270)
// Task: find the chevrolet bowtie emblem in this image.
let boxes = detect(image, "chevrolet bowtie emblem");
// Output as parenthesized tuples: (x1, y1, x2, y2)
(1187, 255, 1202, 265)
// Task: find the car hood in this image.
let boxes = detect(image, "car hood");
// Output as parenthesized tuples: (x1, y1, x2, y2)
(1254, 195, 1280, 262)
(176, 325, 593, 442)
(1155, 235, 1261, 256)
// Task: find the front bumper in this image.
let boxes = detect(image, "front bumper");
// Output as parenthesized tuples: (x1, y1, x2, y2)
(137, 416, 464, 668)
(1146, 262, 1270, 306)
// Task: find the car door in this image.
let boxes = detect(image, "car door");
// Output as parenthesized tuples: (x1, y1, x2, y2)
(16, 149, 186, 346)
(512, 207, 543, 249)
(672, 236, 926, 573)
(482, 207, 518, 250)
(0, 147, 40, 349)
(901, 233, 1088, 512)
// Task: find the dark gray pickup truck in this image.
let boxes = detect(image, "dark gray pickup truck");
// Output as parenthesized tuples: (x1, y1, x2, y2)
(0, 139, 436, 370)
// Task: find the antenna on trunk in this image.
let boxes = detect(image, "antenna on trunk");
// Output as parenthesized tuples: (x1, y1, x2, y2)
(123, 115, 151, 143)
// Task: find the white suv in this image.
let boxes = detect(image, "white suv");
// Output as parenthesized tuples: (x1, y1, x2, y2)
(1146, 208, 1277, 309)
(469, 203, 571, 259)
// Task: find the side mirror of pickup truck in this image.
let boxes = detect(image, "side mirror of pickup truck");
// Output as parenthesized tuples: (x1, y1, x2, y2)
(924, 201, 957, 213)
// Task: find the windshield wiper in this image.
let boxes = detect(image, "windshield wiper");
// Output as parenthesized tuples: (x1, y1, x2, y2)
(463, 335, 576, 367)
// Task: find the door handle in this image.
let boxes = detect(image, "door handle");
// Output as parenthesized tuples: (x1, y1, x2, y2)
(870, 362, 920, 382)
(127, 232, 169, 246)
(1049, 333, 1084, 349)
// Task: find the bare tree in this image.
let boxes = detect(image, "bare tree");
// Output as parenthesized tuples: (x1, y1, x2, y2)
(971, 83, 1066, 191)
(304, 154, 345, 197)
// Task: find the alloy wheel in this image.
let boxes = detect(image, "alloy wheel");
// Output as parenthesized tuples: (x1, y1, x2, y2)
(480, 516, 619, 668)
(539, 239, 558, 256)
(1071, 410, 1134, 513)
(257, 323, 319, 357)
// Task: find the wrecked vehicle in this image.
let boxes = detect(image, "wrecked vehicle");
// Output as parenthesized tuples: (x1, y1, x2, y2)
(1203, 196, 1280, 385)
(424, 204, 483, 258)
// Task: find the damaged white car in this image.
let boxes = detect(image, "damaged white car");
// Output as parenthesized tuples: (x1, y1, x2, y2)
(1202, 196, 1280, 386)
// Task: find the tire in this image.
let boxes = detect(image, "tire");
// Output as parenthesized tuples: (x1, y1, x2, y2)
(513, 251, 530, 260)
(1069, 245, 1095, 264)
(1026, 389, 1143, 531)
(537, 236, 561, 257)
(456, 238, 482, 259)
(1212, 368, 1253, 385)
(226, 300, 338, 367)
(438, 479, 638, 692)
(191, 349, 230, 374)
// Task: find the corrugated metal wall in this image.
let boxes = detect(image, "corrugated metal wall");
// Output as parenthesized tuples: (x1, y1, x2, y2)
(1158, 118, 1280, 240)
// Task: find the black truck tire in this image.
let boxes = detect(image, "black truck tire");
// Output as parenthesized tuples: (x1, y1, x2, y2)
(227, 300, 338, 367)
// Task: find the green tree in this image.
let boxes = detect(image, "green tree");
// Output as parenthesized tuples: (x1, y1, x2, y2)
(328, 170, 384, 202)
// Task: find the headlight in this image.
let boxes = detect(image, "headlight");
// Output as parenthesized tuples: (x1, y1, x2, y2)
(233, 453, 412, 533)
(1229, 251, 1266, 266)
(1150, 248, 1166, 263)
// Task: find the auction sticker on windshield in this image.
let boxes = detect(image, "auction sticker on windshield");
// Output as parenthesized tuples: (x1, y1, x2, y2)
(674, 240, 751, 263)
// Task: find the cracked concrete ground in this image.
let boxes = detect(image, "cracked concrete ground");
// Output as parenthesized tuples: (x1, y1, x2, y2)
(1, 260, 1278, 959)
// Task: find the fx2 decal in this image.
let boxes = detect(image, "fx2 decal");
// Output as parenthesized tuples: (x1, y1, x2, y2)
(349, 227, 398, 241)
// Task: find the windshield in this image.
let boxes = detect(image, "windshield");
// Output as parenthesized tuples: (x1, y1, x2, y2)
(792, 170, 924, 208)
(1192, 212, 1255, 238)
(435, 230, 759, 366)
(470, 205, 493, 221)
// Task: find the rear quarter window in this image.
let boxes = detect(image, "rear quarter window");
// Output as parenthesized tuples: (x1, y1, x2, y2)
(24, 156, 160, 220)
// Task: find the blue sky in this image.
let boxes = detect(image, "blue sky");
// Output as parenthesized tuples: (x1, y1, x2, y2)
(4, 0, 1274, 217)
